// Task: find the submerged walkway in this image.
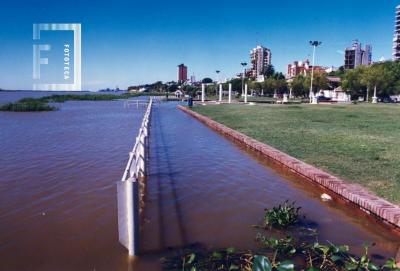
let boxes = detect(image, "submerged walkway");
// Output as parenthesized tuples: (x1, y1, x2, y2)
(139, 102, 400, 261)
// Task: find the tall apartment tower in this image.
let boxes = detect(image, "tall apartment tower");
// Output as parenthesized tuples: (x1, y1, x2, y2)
(250, 45, 271, 79)
(393, 5, 400, 60)
(363, 44, 372, 65)
(344, 40, 372, 69)
(177, 64, 188, 83)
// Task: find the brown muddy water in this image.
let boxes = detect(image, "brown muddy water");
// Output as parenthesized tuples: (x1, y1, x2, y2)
(0, 94, 399, 270)
(0, 92, 146, 270)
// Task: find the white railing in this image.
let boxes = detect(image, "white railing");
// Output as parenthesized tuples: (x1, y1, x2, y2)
(117, 97, 152, 256)
(123, 99, 150, 109)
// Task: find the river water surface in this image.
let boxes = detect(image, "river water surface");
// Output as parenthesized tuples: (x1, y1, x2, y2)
(0, 92, 399, 270)
(0, 92, 145, 270)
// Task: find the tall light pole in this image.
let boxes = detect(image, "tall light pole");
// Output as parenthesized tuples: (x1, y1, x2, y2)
(216, 70, 220, 80)
(216, 70, 220, 98)
(241, 62, 247, 96)
(309, 41, 322, 104)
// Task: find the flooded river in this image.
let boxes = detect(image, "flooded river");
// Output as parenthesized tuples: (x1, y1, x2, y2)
(0, 92, 399, 270)
(0, 92, 145, 270)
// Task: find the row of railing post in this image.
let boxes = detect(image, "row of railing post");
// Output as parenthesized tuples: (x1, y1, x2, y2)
(117, 97, 153, 256)
(201, 83, 234, 103)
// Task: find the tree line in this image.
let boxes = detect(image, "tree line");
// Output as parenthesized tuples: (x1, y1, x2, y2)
(127, 61, 400, 100)
(341, 61, 400, 100)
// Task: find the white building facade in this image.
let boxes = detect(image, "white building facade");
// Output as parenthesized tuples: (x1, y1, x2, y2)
(394, 5, 400, 60)
(344, 40, 372, 69)
(250, 45, 271, 79)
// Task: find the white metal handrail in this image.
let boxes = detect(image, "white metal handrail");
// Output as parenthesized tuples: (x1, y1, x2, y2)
(118, 97, 153, 256)
(121, 98, 152, 181)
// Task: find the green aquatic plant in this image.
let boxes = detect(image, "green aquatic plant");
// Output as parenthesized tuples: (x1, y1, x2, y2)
(162, 202, 400, 271)
(252, 255, 294, 271)
(263, 201, 301, 229)
(162, 246, 254, 271)
(255, 234, 297, 257)
(0, 100, 57, 112)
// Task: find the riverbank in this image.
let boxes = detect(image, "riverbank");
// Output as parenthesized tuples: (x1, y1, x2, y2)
(190, 103, 400, 204)
(0, 92, 163, 112)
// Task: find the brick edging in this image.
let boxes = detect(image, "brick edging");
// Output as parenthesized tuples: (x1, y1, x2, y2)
(177, 105, 400, 228)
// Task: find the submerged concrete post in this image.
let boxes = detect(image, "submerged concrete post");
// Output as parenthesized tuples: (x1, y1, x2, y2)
(244, 84, 248, 103)
(228, 83, 232, 103)
(201, 84, 205, 103)
(117, 175, 139, 256)
(219, 84, 222, 102)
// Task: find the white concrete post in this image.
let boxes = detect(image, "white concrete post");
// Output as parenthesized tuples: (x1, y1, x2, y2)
(219, 84, 222, 102)
(201, 84, 205, 103)
(244, 84, 248, 103)
(372, 85, 378, 103)
(283, 93, 288, 103)
(139, 135, 145, 177)
(228, 83, 232, 103)
(312, 93, 318, 104)
(289, 88, 293, 99)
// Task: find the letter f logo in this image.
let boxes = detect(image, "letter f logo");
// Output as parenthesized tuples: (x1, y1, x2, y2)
(33, 44, 51, 79)
(33, 24, 51, 80)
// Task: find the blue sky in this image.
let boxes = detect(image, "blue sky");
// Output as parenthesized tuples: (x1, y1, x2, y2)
(0, 0, 398, 90)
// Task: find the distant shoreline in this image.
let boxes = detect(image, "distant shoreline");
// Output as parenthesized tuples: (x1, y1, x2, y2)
(0, 89, 93, 92)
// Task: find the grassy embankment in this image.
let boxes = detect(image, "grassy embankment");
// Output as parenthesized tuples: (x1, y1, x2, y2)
(0, 92, 158, 112)
(192, 103, 400, 203)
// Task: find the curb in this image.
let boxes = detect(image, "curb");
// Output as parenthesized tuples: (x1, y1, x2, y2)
(177, 105, 400, 228)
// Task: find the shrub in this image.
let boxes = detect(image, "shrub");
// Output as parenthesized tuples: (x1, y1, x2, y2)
(0, 101, 56, 112)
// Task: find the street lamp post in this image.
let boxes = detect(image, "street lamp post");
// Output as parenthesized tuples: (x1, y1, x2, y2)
(309, 41, 322, 104)
(241, 62, 247, 97)
(215, 70, 220, 98)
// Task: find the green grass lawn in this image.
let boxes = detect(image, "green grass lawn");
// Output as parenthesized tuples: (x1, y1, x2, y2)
(192, 103, 400, 203)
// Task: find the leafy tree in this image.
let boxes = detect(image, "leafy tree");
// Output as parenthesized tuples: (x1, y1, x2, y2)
(342, 66, 367, 100)
(273, 72, 285, 80)
(206, 84, 216, 96)
(290, 75, 307, 97)
(361, 63, 395, 98)
(167, 84, 178, 93)
(202, 78, 213, 84)
(328, 66, 345, 77)
(339, 61, 400, 100)
(305, 72, 328, 95)
(262, 78, 276, 96)
(249, 81, 263, 95)
(181, 85, 198, 97)
(151, 81, 165, 92)
(264, 65, 275, 78)
(228, 78, 247, 92)
(275, 79, 288, 94)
